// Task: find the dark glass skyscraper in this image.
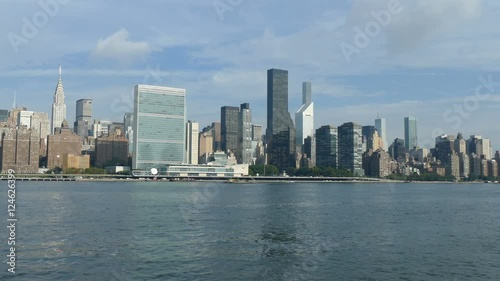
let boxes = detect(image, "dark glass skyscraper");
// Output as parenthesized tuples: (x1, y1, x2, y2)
(266, 69, 296, 170)
(338, 122, 364, 176)
(221, 106, 239, 154)
(404, 116, 418, 150)
(316, 125, 338, 168)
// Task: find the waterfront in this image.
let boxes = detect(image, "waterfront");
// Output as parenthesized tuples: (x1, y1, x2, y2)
(1, 182, 500, 280)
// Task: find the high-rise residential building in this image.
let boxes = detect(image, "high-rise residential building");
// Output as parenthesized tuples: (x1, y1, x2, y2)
(266, 68, 296, 170)
(238, 103, 253, 165)
(338, 122, 364, 175)
(47, 120, 83, 169)
(489, 160, 499, 178)
(51, 66, 67, 133)
(0, 127, 40, 174)
(458, 153, 470, 178)
(481, 138, 492, 160)
(295, 82, 314, 146)
(252, 125, 262, 142)
(374, 116, 387, 150)
(467, 135, 492, 160)
(367, 150, 393, 178)
(95, 134, 129, 168)
(315, 125, 338, 168)
(221, 106, 239, 155)
(75, 99, 92, 138)
(446, 153, 460, 179)
(186, 120, 199, 165)
(404, 116, 418, 150)
(132, 84, 186, 170)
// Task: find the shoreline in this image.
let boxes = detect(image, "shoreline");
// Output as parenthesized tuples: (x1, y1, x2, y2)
(0, 175, 495, 184)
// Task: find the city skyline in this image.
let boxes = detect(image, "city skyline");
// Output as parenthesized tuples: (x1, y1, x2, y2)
(2, 1, 500, 151)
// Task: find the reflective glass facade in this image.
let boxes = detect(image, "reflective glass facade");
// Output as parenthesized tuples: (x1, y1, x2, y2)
(133, 85, 186, 170)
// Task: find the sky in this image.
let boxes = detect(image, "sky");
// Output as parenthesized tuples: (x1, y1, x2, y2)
(1, 0, 500, 151)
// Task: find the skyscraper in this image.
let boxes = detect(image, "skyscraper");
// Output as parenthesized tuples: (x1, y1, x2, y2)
(404, 116, 418, 150)
(238, 103, 253, 165)
(75, 99, 92, 138)
(186, 120, 199, 165)
(315, 125, 338, 168)
(374, 116, 387, 150)
(132, 84, 186, 170)
(51, 66, 67, 133)
(221, 106, 239, 155)
(266, 68, 296, 170)
(338, 122, 364, 175)
(295, 82, 314, 146)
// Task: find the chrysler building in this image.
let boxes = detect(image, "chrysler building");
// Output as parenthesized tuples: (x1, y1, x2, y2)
(51, 66, 67, 133)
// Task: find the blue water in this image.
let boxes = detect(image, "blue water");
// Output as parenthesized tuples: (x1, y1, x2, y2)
(1, 182, 499, 280)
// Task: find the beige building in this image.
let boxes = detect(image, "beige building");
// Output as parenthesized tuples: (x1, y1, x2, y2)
(47, 120, 83, 169)
(63, 154, 90, 170)
(199, 132, 213, 163)
(0, 127, 40, 173)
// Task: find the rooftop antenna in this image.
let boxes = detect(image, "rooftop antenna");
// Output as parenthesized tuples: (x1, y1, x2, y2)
(12, 91, 16, 109)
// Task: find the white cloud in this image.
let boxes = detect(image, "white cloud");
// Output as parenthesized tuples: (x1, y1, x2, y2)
(91, 29, 151, 64)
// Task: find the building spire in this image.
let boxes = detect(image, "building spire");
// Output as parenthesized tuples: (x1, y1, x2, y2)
(12, 91, 16, 109)
(59, 65, 62, 79)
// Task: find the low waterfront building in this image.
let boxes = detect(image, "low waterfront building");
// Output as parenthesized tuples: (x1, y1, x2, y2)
(63, 154, 90, 170)
(133, 163, 249, 178)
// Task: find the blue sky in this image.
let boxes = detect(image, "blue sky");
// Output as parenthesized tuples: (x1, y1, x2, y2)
(1, 0, 500, 151)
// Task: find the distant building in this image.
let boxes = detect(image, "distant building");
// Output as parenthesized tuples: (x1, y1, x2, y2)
(221, 106, 239, 155)
(30, 112, 50, 143)
(124, 113, 134, 155)
(199, 131, 214, 164)
(389, 138, 407, 163)
(18, 110, 34, 128)
(0, 109, 8, 124)
(266, 68, 296, 170)
(238, 103, 253, 165)
(95, 134, 129, 168)
(368, 150, 393, 178)
(74, 99, 92, 138)
(303, 135, 316, 168)
(338, 122, 364, 175)
(186, 120, 199, 165)
(47, 120, 83, 169)
(212, 122, 222, 151)
(0, 127, 40, 174)
(252, 125, 262, 142)
(454, 133, 467, 154)
(488, 160, 498, 178)
(446, 153, 460, 179)
(374, 116, 387, 150)
(469, 153, 482, 177)
(295, 82, 314, 146)
(132, 84, 186, 170)
(458, 153, 470, 178)
(404, 116, 418, 150)
(315, 125, 338, 168)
